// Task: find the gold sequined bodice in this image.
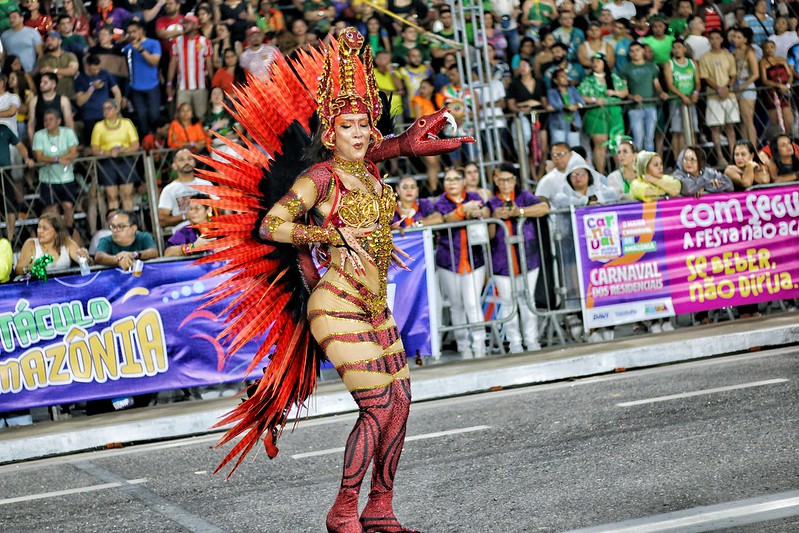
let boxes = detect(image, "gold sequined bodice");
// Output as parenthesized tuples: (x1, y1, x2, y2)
(328, 180, 395, 317)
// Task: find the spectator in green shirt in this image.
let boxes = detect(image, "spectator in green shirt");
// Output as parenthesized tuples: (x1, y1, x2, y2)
(669, 0, 695, 38)
(663, 38, 700, 159)
(0, 0, 19, 33)
(641, 17, 675, 66)
(620, 41, 668, 152)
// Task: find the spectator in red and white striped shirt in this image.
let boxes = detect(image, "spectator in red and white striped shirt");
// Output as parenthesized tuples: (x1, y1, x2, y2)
(166, 14, 214, 120)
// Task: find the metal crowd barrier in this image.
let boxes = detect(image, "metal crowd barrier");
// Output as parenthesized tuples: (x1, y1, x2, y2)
(412, 213, 588, 358)
(0, 148, 186, 256)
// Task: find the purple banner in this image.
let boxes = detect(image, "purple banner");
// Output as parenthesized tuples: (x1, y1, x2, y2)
(573, 186, 799, 328)
(0, 233, 430, 411)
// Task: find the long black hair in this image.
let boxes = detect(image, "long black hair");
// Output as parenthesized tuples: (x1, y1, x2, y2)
(592, 53, 615, 91)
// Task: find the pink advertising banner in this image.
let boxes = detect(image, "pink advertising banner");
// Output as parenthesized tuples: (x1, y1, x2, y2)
(573, 186, 799, 329)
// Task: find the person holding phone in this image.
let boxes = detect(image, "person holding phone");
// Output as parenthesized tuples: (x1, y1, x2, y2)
(75, 53, 121, 146)
(487, 162, 549, 353)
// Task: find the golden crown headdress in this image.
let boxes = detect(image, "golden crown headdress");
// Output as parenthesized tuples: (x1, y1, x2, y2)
(317, 27, 383, 148)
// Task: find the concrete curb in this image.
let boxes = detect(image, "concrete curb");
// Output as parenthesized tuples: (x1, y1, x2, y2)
(2, 316, 797, 464)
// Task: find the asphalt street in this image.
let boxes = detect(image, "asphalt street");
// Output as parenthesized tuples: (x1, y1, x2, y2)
(1, 348, 797, 533)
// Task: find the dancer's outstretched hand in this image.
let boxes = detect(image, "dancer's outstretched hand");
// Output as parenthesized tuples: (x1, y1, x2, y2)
(336, 226, 374, 276)
(390, 243, 412, 272)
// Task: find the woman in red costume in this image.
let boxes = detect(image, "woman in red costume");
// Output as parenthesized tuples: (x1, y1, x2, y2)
(193, 28, 471, 533)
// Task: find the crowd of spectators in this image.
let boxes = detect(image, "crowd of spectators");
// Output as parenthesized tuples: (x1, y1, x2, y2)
(2, 0, 799, 412)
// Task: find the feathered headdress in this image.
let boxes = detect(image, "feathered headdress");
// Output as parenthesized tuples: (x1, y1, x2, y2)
(317, 27, 383, 148)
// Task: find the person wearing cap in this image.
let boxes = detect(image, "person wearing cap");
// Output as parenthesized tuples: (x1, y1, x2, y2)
(36, 30, 80, 100)
(167, 13, 213, 120)
(239, 25, 278, 81)
(578, 53, 628, 174)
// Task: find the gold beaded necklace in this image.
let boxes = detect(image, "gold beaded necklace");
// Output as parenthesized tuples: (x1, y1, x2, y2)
(333, 155, 375, 193)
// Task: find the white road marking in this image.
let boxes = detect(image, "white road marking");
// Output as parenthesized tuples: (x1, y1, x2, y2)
(2, 348, 792, 472)
(616, 378, 789, 407)
(291, 425, 491, 459)
(569, 490, 799, 532)
(0, 478, 147, 505)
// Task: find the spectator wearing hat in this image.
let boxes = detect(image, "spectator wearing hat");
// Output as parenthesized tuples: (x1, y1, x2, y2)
(167, 13, 213, 121)
(122, 19, 161, 136)
(36, 30, 80, 100)
(239, 25, 278, 81)
(75, 54, 121, 146)
(1, 10, 42, 74)
(578, 53, 628, 174)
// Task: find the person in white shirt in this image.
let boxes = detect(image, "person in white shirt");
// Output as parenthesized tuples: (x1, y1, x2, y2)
(768, 16, 799, 59)
(239, 26, 278, 81)
(685, 17, 712, 61)
(158, 149, 212, 232)
(535, 143, 586, 203)
(603, 0, 636, 21)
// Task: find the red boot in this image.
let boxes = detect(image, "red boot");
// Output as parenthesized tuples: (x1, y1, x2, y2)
(359, 380, 416, 533)
(360, 490, 419, 533)
(327, 489, 364, 533)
